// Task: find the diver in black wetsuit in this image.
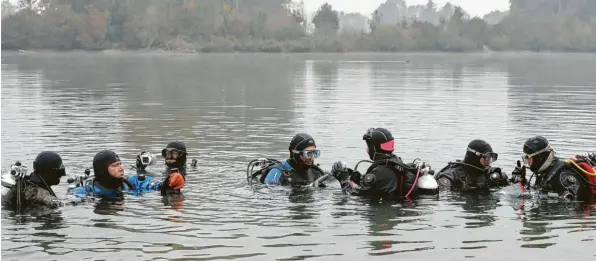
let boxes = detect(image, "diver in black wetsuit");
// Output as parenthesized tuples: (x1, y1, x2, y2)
(510, 136, 596, 202)
(434, 139, 509, 192)
(330, 128, 434, 200)
(2, 151, 65, 212)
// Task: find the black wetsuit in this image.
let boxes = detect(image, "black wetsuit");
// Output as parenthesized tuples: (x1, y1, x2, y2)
(340, 155, 418, 200)
(435, 160, 509, 192)
(2, 176, 61, 211)
(530, 157, 594, 201)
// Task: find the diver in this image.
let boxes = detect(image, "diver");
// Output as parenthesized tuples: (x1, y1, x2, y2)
(510, 136, 596, 202)
(330, 127, 438, 201)
(70, 150, 185, 199)
(434, 139, 509, 192)
(259, 133, 328, 187)
(2, 151, 65, 212)
(162, 141, 191, 177)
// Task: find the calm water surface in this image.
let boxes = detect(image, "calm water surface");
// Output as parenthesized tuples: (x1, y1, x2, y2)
(1, 52, 595, 260)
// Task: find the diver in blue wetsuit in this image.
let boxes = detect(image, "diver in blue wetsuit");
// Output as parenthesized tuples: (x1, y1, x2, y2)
(261, 133, 328, 187)
(70, 150, 185, 199)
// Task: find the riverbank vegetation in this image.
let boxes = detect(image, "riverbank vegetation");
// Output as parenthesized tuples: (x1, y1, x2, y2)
(2, 0, 596, 52)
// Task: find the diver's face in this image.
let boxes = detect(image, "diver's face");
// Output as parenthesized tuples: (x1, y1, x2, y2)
(300, 146, 317, 166)
(479, 157, 491, 169)
(108, 161, 124, 178)
(163, 148, 181, 165)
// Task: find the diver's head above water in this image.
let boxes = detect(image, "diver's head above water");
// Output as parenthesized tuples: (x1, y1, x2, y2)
(362, 127, 395, 161)
(30, 151, 66, 187)
(464, 139, 498, 170)
(288, 133, 320, 169)
(522, 136, 554, 173)
(162, 141, 187, 169)
(93, 150, 125, 189)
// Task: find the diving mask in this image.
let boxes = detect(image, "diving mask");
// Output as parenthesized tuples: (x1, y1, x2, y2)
(467, 147, 498, 163)
(521, 145, 552, 167)
(293, 149, 321, 160)
(162, 148, 185, 159)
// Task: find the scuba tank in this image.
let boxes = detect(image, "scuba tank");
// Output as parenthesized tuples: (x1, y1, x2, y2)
(411, 159, 438, 195)
(1, 161, 28, 198)
(246, 158, 283, 185)
(416, 163, 439, 191)
(568, 153, 596, 194)
(353, 158, 439, 196)
(246, 158, 329, 188)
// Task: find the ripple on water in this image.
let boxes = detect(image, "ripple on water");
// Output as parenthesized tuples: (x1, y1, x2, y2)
(3, 53, 596, 260)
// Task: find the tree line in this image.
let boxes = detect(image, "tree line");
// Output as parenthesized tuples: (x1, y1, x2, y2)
(2, 0, 596, 52)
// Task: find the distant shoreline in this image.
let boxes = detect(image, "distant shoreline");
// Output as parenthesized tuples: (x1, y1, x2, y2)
(3, 48, 594, 55)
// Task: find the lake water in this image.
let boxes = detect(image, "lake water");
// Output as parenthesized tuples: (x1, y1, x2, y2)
(1, 52, 595, 260)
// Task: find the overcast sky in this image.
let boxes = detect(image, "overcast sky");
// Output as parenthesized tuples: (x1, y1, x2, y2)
(304, 0, 510, 17)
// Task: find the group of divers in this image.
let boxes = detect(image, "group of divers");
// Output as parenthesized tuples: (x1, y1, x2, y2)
(2, 128, 596, 214)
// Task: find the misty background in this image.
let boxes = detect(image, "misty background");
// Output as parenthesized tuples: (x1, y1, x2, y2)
(2, 1, 596, 52)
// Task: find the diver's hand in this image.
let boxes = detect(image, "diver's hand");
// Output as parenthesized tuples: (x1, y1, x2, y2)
(509, 161, 527, 184)
(487, 167, 508, 184)
(331, 161, 351, 182)
(350, 170, 362, 184)
(164, 172, 185, 190)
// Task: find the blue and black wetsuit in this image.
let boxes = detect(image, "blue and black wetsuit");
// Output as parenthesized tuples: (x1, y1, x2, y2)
(263, 159, 327, 187)
(70, 175, 163, 199)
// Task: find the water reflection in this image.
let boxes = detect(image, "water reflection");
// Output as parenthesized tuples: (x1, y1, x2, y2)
(455, 194, 499, 229)
(506, 54, 596, 157)
(312, 59, 339, 90)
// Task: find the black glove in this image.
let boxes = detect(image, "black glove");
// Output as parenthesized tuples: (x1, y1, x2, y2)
(350, 170, 362, 184)
(509, 160, 527, 185)
(331, 161, 351, 182)
(487, 167, 503, 179)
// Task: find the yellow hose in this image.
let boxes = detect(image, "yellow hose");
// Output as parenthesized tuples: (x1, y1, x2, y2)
(566, 159, 596, 176)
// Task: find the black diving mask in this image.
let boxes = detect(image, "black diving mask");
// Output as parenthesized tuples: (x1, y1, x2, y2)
(467, 148, 498, 163)
(162, 148, 185, 159)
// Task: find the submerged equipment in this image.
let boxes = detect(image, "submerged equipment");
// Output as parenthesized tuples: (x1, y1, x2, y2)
(246, 158, 283, 185)
(566, 155, 596, 194)
(67, 168, 93, 191)
(353, 158, 438, 198)
(1, 161, 28, 197)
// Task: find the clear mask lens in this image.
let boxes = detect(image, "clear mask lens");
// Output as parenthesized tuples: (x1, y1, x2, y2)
(467, 148, 498, 163)
(295, 149, 320, 159)
(484, 152, 498, 163)
(521, 153, 531, 166)
(521, 146, 552, 167)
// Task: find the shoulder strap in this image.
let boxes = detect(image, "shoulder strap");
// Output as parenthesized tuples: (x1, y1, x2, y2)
(258, 162, 290, 184)
(366, 159, 406, 176)
(365, 161, 380, 174)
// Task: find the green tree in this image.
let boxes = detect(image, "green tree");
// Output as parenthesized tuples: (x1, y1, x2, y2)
(312, 3, 339, 34)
